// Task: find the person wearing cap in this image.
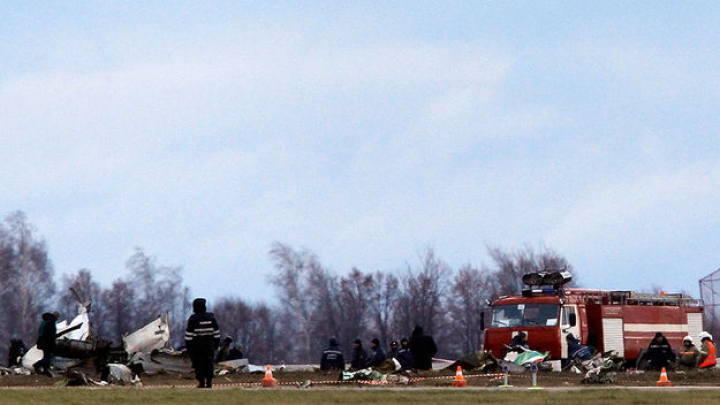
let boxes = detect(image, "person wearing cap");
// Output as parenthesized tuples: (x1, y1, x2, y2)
(697, 331, 716, 369)
(320, 337, 345, 372)
(185, 298, 221, 388)
(365, 337, 387, 368)
(33, 311, 59, 377)
(349, 339, 368, 370)
(645, 332, 675, 371)
(389, 340, 400, 358)
(395, 337, 414, 371)
(676, 335, 699, 369)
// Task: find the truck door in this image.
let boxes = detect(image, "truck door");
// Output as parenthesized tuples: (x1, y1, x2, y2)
(560, 305, 580, 359)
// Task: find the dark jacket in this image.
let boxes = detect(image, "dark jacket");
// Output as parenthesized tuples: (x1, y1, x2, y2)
(508, 332, 529, 351)
(37, 312, 58, 352)
(395, 346, 414, 371)
(320, 338, 345, 371)
(409, 326, 437, 370)
(350, 344, 368, 370)
(215, 337, 243, 362)
(185, 299, 221, 360)
(566, 334, 592, 360)
(365, 342, 387, 368)
(646, 333, 675, 371)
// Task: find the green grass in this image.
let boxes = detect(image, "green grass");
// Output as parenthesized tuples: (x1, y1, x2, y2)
(2, 387, 720, 405)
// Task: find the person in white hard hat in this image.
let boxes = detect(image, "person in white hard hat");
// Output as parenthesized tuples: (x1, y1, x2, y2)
(697, 331, 717, 369)
(676, 335, 699, 369)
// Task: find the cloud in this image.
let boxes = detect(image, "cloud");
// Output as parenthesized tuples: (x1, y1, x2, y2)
(3, 3, 720, 302)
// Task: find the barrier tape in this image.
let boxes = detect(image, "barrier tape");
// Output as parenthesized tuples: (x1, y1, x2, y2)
(204, 372, 512, 388)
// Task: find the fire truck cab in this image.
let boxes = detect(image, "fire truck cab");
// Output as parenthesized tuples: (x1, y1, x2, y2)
(482, 270, 704, 366)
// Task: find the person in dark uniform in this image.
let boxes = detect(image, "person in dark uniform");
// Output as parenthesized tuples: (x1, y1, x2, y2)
(645, 332, 675, 371)
(185, 298, 221, 388)
(320, 337, 345, 371)
(409, 325, 437, 371)
(508, 331, 529, 351)
(394, 337, 414, 371)
(8, 338, 27, 368)
(365, 337, 387, 368)
(349, 339, 368, 370)
(33, 311, 59, 377)
(389, 340, 400, 358)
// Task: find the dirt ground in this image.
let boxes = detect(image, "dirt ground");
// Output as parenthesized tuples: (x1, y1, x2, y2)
(1, 366, 719, 389)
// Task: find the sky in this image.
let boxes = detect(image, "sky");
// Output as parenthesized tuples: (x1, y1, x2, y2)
(2, 1, 719, 306)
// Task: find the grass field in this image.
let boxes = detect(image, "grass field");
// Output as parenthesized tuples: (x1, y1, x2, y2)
(3, 386, 720, 405)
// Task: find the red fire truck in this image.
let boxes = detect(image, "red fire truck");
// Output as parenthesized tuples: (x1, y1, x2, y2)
(482, 271, 704, 365)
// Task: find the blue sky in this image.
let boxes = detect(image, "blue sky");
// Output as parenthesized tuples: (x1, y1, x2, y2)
(2, 2, 719, 304)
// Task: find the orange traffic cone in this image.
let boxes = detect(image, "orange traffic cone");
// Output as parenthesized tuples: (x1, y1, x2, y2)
(656, 367, 672, 387)
(261, 365, 277, 387)
(451, 365, 468, 387)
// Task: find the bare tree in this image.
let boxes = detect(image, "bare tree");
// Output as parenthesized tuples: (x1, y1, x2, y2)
(187, 295, 280, 363)
(400, 247, 450, 337)
(488, 244, 575, 297)
(268, 242, 322, 363)
(0, 209, 588, 368)
(367, 271, 399, 347)
(446, 264, 493, 356)
(305, 262, 343, 356)
(213, 296, 253, 354)
(0, 211, 55, 345)
(338, 268, 373, 345)
(125, 248, 186, 343)
(99, 279, 137, 346)
(248, 303, 286, 364)
(59, 269, 101, 337)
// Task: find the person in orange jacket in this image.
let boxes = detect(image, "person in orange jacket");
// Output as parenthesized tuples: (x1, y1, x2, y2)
(697, 331, 716, 369)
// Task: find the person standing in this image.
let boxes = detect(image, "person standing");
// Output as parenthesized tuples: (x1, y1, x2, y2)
(320, 337, 345, 372)
(33, 311, 59, 377)
(409, 325, 437, 371)
(185, 298, 221, 388)
(697, 331, 716, 369)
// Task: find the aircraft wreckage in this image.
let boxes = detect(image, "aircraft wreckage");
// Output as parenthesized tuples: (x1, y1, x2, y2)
(8, 291, 249, 384)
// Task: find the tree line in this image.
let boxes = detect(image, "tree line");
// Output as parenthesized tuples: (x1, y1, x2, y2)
(0, 210, 574, 366)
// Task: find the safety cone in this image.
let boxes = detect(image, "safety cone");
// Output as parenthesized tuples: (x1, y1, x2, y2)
(261, 365, 277, 387)
(451, 365, 468, 387)
(656, 367, 672, 387)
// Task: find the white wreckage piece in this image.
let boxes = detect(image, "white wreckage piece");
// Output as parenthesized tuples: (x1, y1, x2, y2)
(21, 300, 92, 372)
(123, 313, 190, 375)
(19, 301, 174, 379)
(123, 313, 170, 357)
(124, 315, 252, 375)
(17, 304, 250, 378)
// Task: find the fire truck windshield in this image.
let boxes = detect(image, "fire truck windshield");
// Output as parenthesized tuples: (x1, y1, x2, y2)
(490, 303, 559, 327)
